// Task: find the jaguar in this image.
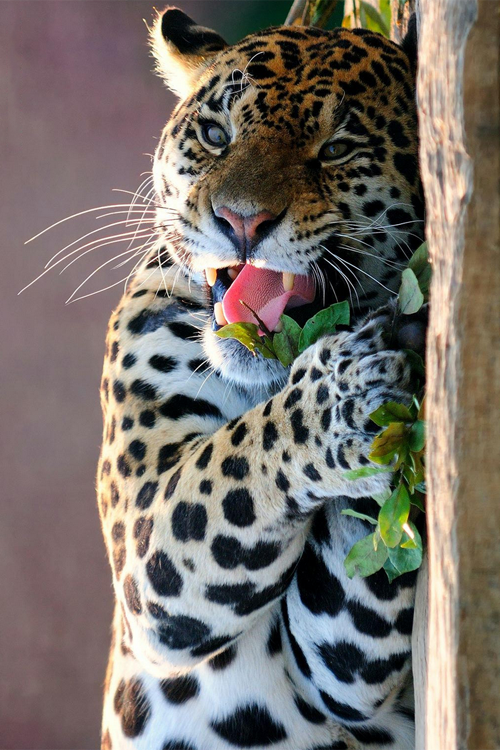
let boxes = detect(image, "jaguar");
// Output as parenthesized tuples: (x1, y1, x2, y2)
(97, 7, 424, 749)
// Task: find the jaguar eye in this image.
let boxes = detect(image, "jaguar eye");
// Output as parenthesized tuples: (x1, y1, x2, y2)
(320, 141, 351, 161)
(200, 122, 229, 149)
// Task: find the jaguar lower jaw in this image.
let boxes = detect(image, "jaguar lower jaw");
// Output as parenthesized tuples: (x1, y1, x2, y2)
(202, 323, 289, 392)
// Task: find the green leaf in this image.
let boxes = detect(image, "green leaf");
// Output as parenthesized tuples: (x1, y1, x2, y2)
(408, 451, 425, 486)
(403, 349, 426, 378)
(403, 462, 424, 495)
(409, 420, 426, 452)
(408, 242, 428, 272)
(359, 0, 390, 36)
(383, 556, 401, 583)
(410, 491, 425, 512)
(399, 268, 425, 315)
(344, 532, 389, 579)
(216, 322, 261, 349)
(386, 528, 423, 576)
(415, 481, 427, 494)
(393, 443, 410, 470)
(369, 422, 407, 462)
(379, 0, 391, 32)
(372, 487, 392, 506)
(369, 401, 413, 427)
(272, 315, 302, 367)
(343, 465, 392, 480)
(400, 521, 423, 550)
(378, 483, 410, 547)
(408, 242, 432, 296)
(418, 394, 426, 420)
(341, 509, 377, 525)
(373, 525, 382, 551)
(216, 323, 276, 359)
(298, 301, 350, 352)
(260, 336, 277, 359)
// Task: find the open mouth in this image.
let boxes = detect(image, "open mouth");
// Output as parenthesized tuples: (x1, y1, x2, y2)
(206, 264, 318, 334)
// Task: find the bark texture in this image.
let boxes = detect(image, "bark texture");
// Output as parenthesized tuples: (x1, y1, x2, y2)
(458, 1, 500, 746)
(417, 0, 500, 747)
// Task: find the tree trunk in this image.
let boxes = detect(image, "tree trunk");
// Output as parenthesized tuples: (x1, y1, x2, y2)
(416, 0, 500, 748)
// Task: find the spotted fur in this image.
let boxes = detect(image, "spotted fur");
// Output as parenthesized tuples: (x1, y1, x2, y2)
(98, 8, 423, 749)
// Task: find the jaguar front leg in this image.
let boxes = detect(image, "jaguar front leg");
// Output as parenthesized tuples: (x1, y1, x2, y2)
(283, 307, 419, 749)
(99, 284, 414, 680)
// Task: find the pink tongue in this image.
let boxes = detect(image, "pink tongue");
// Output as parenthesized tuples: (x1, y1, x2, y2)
(222, 265, 316, 333)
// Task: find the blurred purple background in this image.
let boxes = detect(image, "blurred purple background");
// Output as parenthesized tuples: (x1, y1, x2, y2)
(0, 2, 290, 747)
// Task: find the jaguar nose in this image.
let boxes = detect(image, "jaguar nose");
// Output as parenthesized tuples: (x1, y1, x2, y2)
(212, 205, 285, 258)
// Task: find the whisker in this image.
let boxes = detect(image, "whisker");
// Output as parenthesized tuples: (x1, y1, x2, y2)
(332, 253, 398, 296)
(154, 244, 179, 297)
(195, 366, 218, 399)
(222, 378, 236, 406)
(330, 254, 364, 303)
(334, 244, 405, 270)
(113, 239, 160, 270)
(94, 208, 158, 221)
(56, 229, 158, 275)
(328, 230, 381, 252)
(65, 237, 157, 303)
(125, 185, 158, 251)
(350, 202, 420, 230)
(25, 203, 156, 245)
(186, 357, 211, 383)
(17, 232, 150, 296)
(124, 249, 163, 294)
(320, 252, 358, 308)
(125, 255, 165, 295)
(310, 261, 326, 306)
(44, 218, 157, 269)
(111, 188, 167, 210)
(67, 274, 140, 304)
(68, 244, 154, 304)
(127, 174, 154, 222)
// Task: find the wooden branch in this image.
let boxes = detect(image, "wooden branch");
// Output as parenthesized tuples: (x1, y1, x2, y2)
(285, 0, 339, 28)
(391, 0, 416, 43)
(285, 0, 308, 25)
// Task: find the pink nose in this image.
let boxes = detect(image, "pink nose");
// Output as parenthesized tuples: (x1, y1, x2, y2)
(213, 206, 279, 255)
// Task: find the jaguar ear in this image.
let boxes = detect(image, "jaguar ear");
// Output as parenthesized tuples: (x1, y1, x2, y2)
(150, 7, 228, 99)
(401, 13, 418, 73)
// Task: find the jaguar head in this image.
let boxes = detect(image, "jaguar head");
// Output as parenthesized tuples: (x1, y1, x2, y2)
(149, 8, 423, 387)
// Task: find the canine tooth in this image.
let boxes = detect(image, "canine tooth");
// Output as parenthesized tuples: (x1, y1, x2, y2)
(274, 320, 283, 333)
(228, 268, 238, 281)
(206, 268, 217, 287)
(282, 272, 295, 292)
(214, 302, 228, 326)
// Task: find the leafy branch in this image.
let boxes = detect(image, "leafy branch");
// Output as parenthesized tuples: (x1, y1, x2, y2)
(216, 300, 350, 367)
(343, 242, 429, 581)
(216, 243, 431, 581)
(285, 0, 392, 37)
(343, 393, 425, 581)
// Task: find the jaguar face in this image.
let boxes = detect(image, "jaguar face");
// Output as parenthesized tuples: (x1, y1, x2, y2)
(149, 8, 424, 388)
